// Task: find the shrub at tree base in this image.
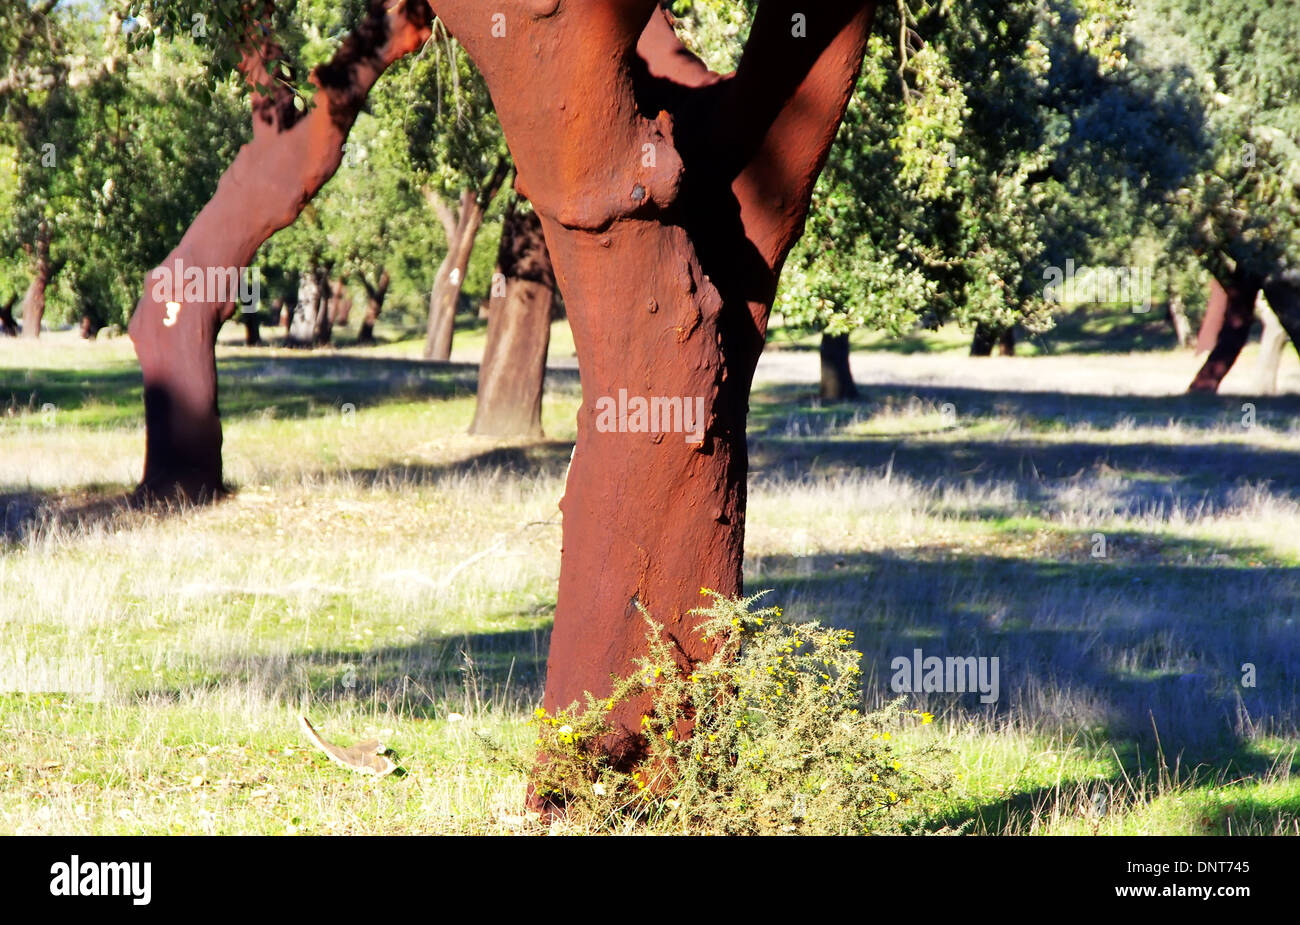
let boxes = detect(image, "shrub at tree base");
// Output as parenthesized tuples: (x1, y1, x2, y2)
(530, 592, 950, 835)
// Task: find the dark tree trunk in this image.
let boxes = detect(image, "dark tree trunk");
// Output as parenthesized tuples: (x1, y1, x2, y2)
(1263, 276, 1300, 363)
(970, 322, 1014, 356)
(470, 200, 555, 437)
(357, 269, 389, 344)
(79, 314, 101, 339)
(1190, 272, 1263, 392)
(128, 1, 434, 501)
(0, 296, 17, 336)
(241, 312, 262, 346)
(818, 332, 858, 400)
(20, 222, 52, 340)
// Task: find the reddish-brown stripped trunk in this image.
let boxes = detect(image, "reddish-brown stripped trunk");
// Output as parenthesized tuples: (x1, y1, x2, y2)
(20, 221, 52, 340)
(435, 1, 876, 768)
(127, 1, 433, 500)
(422, 160, 510, 361)
(1189, 272, 1263, 392)
(470, 198, 554, 437)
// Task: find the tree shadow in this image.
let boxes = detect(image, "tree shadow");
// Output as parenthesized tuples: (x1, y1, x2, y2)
(0, 487, 224, 543)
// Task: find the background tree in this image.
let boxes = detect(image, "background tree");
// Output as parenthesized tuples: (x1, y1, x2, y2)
(469, 192, 556, 438)
(385, 36, 511, 361)
(1125, 0, 1300, 391)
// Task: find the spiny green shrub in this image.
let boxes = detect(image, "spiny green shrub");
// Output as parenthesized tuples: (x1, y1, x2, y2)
(530, 590, 949, 834)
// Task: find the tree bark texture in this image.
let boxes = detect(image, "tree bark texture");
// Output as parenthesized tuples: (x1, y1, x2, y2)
(429, 1, 877, 763)
(470, 198, 555, 437)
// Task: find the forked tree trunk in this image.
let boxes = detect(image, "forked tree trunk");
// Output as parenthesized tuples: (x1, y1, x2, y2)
(1190, 272, 1263, 392)
(127, 0, 433, 500)
(20, 222, 52, 340)
(470, 199, 554, 437)
(422, 163, 510, 361)
(357, 268, 389, 344)
(970, 322, 1015, 356)
(819, 332, 858, 400)
(433, 2, 877, 767)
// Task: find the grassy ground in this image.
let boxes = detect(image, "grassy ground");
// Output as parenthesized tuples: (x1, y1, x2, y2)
(2, 312, 1298, 835)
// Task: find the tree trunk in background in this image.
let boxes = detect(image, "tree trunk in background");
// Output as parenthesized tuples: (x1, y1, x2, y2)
(470, 200, 554, 437)
(1189, 272, 1262, 392)
(127, 0, 434, 501)
(330, 278, 353, 328)
(288, 268, 332, 347)
(426, 2, 875, 771)
(20, 222, 51, 340)
(357, 268, 389, 344)
(1262, 276, 1300, 364)
(79, 314, 101, 339)
(818, 332, 858, 400)
(421, 164, 510, 361)
(241, 312, 262, 346)
(970, 322, 1014, 356)
(1166, 294, 1192, 347)
(1255, 296, 1287, 394)
(0, 296, 17, 336)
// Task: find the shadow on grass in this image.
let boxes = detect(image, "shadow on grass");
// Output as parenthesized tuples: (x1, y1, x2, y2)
(333, 442, 576, 489)
(0, 487, 227, 543)
(752, 379, 1300, 434)
(132, 623, 554, 722)
(0, 351, 582, 428)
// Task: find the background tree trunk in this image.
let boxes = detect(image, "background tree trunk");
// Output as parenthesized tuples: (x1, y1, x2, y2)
(357, 269, 388, 344)
(470, 200, 554, 438)
(1262, 275, 1300, 363)
(1166, 294, 1192, 347)
(0, 296, 17, 336)
(1255, 296, 1287, 394)
(1190, 273, 1262, 392)
(971, 322, 1015, 356)
(240, 311, 262, 346)
(127, 1, 433, 500)
(329, 277, 353, 328)
(819, 332, 858, 400)
(20, 222, 51, 340)
(288, 268, 332, 347)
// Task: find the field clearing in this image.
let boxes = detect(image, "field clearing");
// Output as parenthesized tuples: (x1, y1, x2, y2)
(2, 321, 1299, 835)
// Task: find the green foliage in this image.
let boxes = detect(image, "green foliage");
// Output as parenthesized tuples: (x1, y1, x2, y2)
(1, 3, 247, 327)
(1128, 0, 1300, 282)
(756, 2, 1066, 340)
(530, 591, 949, 835)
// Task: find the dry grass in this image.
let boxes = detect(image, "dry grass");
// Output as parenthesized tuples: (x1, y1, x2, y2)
(2, 323, 1298, 834)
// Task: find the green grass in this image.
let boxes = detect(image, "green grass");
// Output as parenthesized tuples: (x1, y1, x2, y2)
(1, 325, 1298, 834)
